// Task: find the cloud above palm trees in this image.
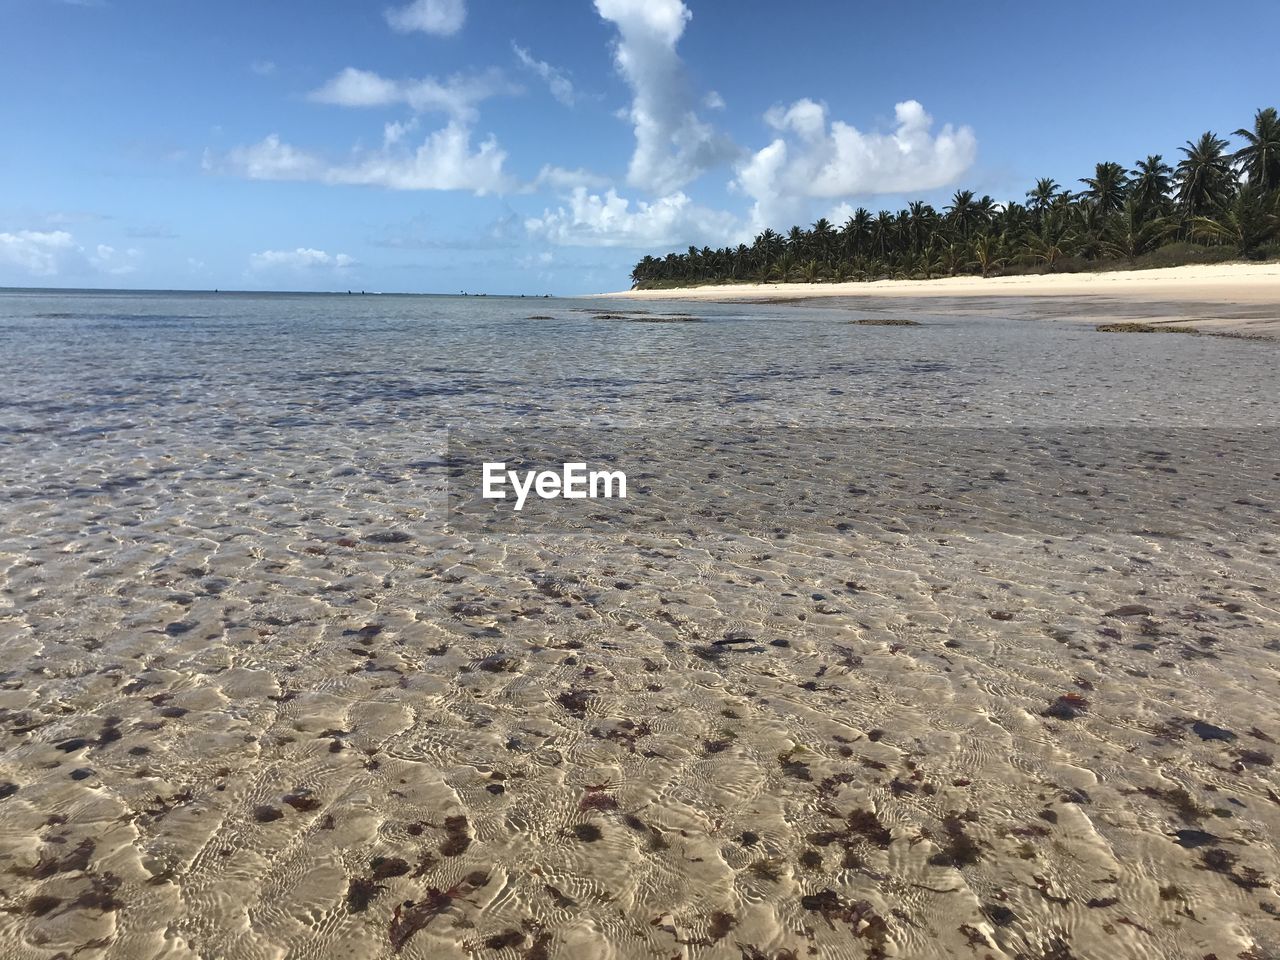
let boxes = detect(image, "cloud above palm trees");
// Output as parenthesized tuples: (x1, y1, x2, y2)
(736, 99, 977, 232)
(594, 0, 738, 194)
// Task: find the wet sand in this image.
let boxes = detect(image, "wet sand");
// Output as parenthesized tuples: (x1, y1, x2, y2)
(0, 291, 1277, 960)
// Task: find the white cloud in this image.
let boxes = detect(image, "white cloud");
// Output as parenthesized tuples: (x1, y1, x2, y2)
(214, 135, 325, 181)
(533, 165, 611, 192)
(0, 229, 140, 278)
(309, 67, 511, 121)
(385, 0, 465, 36)
(89, 243, 141, 275)
(250, 248, 356, 271)
(525, 187, 739, 248)
(513, 43, 577, 107)
(384, 118, 418, 147)
(736, 99, 977, 230)
(218, 121, 512, 195)
(703, 90, 725, 111)
(594, 0, 737, 194)
(0, 230, 77, 276)
(250, 60, 276, 76)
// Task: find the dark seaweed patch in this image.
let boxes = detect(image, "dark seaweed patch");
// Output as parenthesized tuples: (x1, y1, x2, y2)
(389, 871, 488, 952)
(370, 856, 411, 880)
(253, 805, 284, 823)
(928, 812, 983, 868)
(1042, 693, 1089, 721)
(346, 876, 383, 913)
(439, 815, 471, 857)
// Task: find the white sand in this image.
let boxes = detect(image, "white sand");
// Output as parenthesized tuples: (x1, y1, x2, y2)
(599, 262, 1280, 303)
(598, 262, 1280, 338)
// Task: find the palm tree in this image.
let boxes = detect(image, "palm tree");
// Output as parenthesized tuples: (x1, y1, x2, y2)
(872, 211, 894, 260)
(1131, 155, 1173, 217)
(810, 217, 835, 267)
(1026, 178, 1063, 214)
(840, 208, 873, 259)
(1102, 196, 1175, 261)
(1073, 200, 1107, 260)
(906, 201, 937, 254)
(1079, 161, 1129, 213)
(1233, 107, 1280, 191)
(946, 190, 979, 238)
(1175, 132, 1233, 216)
(754, 228, 784, 269)
(1191, 182, 1279, 257)
(973, 234, 1003, 278)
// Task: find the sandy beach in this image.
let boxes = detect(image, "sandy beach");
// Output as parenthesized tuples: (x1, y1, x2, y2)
(600, 263, 1280, 339)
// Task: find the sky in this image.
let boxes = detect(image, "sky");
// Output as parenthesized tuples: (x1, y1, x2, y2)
(3, 0, 1278, 294)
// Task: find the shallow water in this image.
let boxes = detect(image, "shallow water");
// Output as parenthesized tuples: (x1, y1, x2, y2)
(0, 290, 1277, 959)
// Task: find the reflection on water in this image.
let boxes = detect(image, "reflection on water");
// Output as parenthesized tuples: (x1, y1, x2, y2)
(0, 291, 1277, 959)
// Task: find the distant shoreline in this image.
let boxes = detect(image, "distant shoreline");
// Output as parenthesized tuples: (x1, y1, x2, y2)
(596, 262, 1280, 303)
(595, 263, 1280, 339)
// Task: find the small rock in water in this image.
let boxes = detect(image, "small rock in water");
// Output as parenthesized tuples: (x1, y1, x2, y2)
(1172, 829, 1220, 849)
(1192, 720, 1237, 742)
(1043, 693, 1089, 721)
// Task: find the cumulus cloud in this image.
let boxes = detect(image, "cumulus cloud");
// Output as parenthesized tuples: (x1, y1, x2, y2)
(513, 43, 577, 107)
(309, 67, 511, 121)
(89, 244, 141, 275)
(595, 0, 737, 194)
(736, 99, 977, 229)
(0, 230, 78, 276)
(525, 187, 739, 248)
(385, 0, 465, 36)
(0, 229, 141, 278)
(249, 248, 356, 271)
(218, 121, 512, 195)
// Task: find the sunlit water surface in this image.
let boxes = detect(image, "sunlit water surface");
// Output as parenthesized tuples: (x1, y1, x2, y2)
(0, 291, 1277, 960)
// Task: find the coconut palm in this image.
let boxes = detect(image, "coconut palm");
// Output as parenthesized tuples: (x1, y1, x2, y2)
(945, 190, 980, 238)
(1079, 162, 1129, 213)
(972, 234, 1003, 278)
(1233, 107, 1280, 191)
(1026, 178, 1063, 214)
(1131, 155, 1173, 216)
(1102, 196, 1175, 261)
(1175, 132, 1234, 216)
(1191, 183, 1279, 256)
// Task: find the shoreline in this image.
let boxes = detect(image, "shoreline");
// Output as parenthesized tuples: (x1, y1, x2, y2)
(596, 261, 1280, 302)
(596, 262, 1280, 340)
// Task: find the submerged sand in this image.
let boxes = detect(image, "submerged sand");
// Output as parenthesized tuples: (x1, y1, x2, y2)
(0, 291, 1278, 960)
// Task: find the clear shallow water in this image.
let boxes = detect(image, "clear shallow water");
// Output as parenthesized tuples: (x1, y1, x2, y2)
(0, 290, 1277, 960)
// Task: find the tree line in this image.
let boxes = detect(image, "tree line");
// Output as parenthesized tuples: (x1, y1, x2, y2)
(629, 107, 1280, 288)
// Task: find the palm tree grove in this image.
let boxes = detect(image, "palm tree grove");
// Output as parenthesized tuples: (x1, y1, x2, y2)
(629, 107, 1280, 288)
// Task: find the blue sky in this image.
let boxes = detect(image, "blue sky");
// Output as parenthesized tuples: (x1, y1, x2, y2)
(3, 0, 1277, 294)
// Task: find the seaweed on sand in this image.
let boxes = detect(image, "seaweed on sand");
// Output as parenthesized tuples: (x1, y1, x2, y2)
(389, 871, 489, 952)
(800, 890, 891, 958)
(1095, 322, 1197, 334)
(928, 812, 984, 867)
